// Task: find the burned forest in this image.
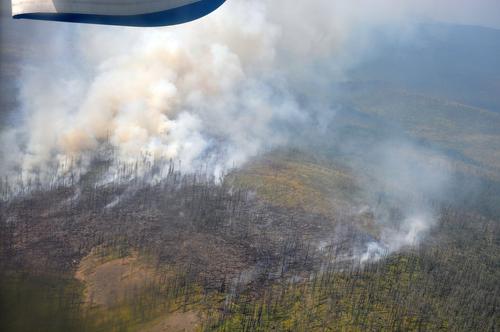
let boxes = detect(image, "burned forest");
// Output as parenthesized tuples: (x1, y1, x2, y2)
(1, 0, 500, 331)
(0, 151, 498, 331)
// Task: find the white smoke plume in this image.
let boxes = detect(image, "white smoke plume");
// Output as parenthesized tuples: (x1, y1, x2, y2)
(356, 141, 452, 262)
(4, 0, 479, 182)
(1, 1, 301, 182)
(2, 0, 496, 181)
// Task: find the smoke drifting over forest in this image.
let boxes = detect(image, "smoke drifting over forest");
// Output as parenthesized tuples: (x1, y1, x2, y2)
(0, 0, 496, 259)
(3, 0, 497, 177)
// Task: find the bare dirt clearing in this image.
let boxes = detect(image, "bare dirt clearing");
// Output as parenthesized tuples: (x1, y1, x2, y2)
(76, 249, 157, 308)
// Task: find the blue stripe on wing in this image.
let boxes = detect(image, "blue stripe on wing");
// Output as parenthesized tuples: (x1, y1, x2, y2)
(13, 0, 226, 27)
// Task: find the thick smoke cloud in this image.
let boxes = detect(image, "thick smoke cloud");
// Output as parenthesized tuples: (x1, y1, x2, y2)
(2, 0, 497, 179)
(1, 1, 301, 181)
(0, 0, 495, 256)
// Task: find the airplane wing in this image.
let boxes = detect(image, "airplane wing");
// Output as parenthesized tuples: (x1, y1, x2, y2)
(11, 0, 225, 27)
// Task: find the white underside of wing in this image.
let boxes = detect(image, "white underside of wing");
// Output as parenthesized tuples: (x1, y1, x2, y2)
(12, 0, 202, 16)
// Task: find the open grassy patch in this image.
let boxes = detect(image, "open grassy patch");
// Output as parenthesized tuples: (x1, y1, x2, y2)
(230, 152, 362, 216)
